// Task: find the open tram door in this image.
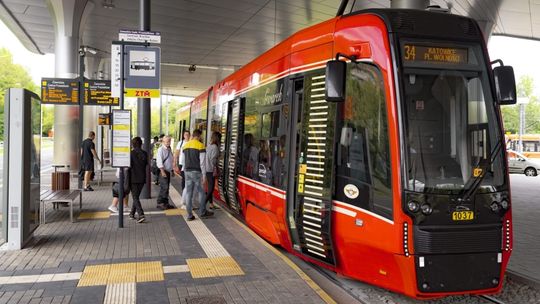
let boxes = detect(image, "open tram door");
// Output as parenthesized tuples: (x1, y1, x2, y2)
(217, 97, 244, 214)
(286, 73, 337, 265)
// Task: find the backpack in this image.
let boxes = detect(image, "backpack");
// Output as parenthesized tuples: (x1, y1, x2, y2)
(152, 148, 170, 174)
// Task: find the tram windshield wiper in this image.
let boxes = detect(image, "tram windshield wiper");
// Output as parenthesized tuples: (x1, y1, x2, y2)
(460, 139, 503, 201)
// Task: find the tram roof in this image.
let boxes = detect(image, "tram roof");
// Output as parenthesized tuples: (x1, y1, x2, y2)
(0, 0, 536, 97)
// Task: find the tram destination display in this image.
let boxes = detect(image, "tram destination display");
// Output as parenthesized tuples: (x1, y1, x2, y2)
(402, 44, 468, 65)
(41, 78, 79, 105)
(84, 80, 119, 106)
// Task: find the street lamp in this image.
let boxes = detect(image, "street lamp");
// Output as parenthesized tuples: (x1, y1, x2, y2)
(517, 96, 530, 153)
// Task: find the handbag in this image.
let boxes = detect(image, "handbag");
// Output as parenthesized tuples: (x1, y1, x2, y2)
(213, 165, 220, 177)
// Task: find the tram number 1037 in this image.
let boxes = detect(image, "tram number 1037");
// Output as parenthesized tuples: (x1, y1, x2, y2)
(452, 211, 475, 221)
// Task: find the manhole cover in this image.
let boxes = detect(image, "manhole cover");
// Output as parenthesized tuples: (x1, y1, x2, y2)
(186, 296, 226, 304)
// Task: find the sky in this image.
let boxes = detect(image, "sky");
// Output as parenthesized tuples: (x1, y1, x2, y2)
(1, 19, 540, 96)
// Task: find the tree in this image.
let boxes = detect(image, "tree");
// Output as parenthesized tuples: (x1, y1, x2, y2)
(0, 48, 39, 140)
(500, 75, 540, 134)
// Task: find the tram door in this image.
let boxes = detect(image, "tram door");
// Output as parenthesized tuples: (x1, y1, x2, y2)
(287, 73, 336, 265)
(218, 98, 244, 214)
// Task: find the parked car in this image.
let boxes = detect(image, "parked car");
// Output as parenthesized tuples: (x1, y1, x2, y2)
(507, 150, 540, 176)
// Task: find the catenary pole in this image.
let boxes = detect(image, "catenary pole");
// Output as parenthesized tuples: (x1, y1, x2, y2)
(139, 0, 152, 199)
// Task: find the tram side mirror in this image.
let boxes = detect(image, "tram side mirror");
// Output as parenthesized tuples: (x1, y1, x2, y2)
(325, 60, 346, 102)
(493, 65, 517, 105)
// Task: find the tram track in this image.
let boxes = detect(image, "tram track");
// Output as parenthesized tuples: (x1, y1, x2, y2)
(307, 262, 370, 304)
(478, 295, 506, 304)
(306, 259, 510, 304)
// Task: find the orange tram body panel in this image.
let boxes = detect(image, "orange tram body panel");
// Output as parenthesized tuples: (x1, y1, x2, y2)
(177, 8, 513, 299)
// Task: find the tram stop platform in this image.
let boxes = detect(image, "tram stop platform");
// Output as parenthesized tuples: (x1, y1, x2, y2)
(0, 173, 348, 304)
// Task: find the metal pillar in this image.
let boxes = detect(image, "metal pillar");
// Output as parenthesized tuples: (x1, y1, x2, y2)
(48, 0, 91, 170)
(159, 95, 163, 135)
(83, 56, 100, 143)
(139, 0, 152, 198)
(519, 104, 525, 153)
(390, 0, 429, 9)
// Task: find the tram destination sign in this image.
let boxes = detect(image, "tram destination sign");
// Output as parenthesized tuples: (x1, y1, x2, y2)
(41, 78, 79, 105)
(84, 80, 119, 106)
(402, 44, 468, 65)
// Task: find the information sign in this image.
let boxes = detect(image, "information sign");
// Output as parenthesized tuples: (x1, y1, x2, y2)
(119, 29, 161, 44)
(124, 45, 161, 98)
(112, 110, 131, 167)
(41, 78, 79, 105)
(111, 44, 122, 98)
(84, 80, 119, 106)
(98, 113, 111, 125)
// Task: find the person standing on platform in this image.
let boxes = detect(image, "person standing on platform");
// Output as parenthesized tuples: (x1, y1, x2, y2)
(151, 134, 164, 185)
(108, 167, 130, 212)
(157, 135, 174, 209)
(129, 136, 148, 223)
(174, 130, 191, 192)
(183, 129, 211, 221)
(205, 131, 221, 210)
(81, 131, 101, 191)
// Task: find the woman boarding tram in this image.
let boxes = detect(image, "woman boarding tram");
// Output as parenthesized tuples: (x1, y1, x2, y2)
(176, 5, 516, 299)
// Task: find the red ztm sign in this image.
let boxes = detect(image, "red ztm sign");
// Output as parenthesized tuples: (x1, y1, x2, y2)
(135, 90, 150, 97)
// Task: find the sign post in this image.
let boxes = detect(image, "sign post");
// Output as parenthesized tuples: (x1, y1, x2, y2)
(112, 109, 131, 228)
(111, 35, 159, 227)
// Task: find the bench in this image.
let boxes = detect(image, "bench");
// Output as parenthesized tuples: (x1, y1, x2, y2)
(40, 189, 82, 224)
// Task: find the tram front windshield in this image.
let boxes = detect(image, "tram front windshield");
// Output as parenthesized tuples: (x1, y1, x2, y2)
(401, 42, 504, 194)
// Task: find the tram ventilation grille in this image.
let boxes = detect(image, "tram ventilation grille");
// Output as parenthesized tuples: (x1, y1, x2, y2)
(459, 19, 479, 37)
(390, 13, 414, 31)
(385, 10, 480, 38)
(414, 226, 501, 254)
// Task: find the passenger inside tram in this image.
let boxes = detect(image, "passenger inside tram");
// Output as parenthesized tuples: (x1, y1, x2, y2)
(242, 133, 259, 179)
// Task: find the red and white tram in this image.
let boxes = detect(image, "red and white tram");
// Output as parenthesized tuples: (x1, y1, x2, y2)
(175, 6, 516, 299)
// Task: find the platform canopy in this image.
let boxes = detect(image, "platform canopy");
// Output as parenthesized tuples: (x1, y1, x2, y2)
(0, 0, 536, 97)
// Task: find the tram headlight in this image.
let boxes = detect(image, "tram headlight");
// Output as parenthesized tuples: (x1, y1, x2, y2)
(490, 202, 500, 212)
(407, 200, 420, 213)
(420, 203, 433, 215)
(500, 199, 509, 209)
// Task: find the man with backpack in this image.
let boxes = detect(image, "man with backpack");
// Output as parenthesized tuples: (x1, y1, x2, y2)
(183, 129, 212, 221)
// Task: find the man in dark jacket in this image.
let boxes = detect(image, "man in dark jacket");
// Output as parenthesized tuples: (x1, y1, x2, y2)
(130, 137, 148, 223)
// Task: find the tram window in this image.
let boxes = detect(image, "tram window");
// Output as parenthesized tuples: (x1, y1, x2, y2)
(336, 63, 393, 219)
(262, 111, 280, 138)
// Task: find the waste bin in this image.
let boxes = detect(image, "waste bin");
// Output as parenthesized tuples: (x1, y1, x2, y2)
(51, 165, 70, 190)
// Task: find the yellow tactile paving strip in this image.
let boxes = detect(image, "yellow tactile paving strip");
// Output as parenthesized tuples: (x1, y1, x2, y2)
(78, 211, 111, 220)
(109, 263, 136, 284)
(136, 261, 164, 282)
(187, 258, 219, 278)
(211, 257, 245, 276)
(164, 209, 186, 216)
(78, 264, 111, 286)
(77, 261, 164, 286)
(187, 257, 244, 278)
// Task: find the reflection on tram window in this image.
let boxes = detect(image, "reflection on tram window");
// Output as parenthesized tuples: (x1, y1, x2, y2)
(336, 63, 392, 219)
(242, 133, 259, 178)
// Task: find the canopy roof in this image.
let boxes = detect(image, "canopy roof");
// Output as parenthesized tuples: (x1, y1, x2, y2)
(0, 0, 535, 96)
